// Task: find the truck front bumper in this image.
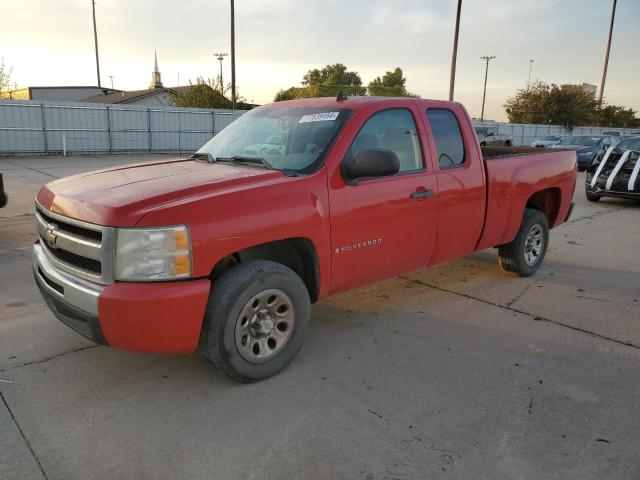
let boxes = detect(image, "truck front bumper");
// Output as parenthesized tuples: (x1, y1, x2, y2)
(33, 243, 211, 354)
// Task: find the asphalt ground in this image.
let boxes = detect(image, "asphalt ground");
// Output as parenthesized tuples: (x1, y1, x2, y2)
(0, 155, 639, 480)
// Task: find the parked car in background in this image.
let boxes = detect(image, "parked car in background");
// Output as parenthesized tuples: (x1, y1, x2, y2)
(531, 135, 565, 148)
(551, 134, 617, 170)
(586, 136, 640, 202)
(602, 130, 622, 137)
(474, 125, 513, 146)
(0, 173, 7, 208)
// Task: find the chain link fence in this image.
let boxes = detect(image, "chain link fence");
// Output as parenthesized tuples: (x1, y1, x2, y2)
(0, 100, 245, 155)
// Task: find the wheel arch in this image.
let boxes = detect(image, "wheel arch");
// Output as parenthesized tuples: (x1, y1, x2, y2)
(209, 237, 321, 303)
(525, 187, 561, 227)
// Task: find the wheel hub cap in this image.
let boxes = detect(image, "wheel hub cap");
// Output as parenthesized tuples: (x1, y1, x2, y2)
(523, 224, 544, 267)
(235, 288, 295, 363)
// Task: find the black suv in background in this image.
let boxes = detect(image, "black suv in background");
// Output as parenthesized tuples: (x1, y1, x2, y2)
(0, 173, 7, 208)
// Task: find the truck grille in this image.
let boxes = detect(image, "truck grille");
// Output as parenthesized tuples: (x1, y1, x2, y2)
(35, 203, 116, 284)
(37, 209, 103, 242)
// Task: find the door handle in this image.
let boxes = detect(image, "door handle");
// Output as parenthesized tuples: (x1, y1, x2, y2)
(410, 189, 434, 199)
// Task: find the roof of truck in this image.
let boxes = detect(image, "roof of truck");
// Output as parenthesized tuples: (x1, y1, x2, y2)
(271, 96, 460, 110)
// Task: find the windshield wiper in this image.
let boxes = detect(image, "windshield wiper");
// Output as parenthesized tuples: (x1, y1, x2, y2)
(215, 156, 273, 169)
(190, 152, 215, 163)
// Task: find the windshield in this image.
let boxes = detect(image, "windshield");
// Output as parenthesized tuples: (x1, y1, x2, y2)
(543, 135, 562, 141)
(560, 136, 602, 147)
(196, 106, 351, 174)
(474, 127, 487, 136)
(616, 137, 640, 151)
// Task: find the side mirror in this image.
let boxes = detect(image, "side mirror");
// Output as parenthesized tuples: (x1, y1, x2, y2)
(343, 148, 400, 184)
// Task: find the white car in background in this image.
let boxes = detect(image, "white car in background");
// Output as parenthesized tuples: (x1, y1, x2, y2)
(531, 135, 565, 148)
(474, 126, 513, 146)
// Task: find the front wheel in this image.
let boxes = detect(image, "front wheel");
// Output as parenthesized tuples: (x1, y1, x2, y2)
(585, 184, 601, 202)
(498, 208, 549, 277)
(200, 260, 310, 382)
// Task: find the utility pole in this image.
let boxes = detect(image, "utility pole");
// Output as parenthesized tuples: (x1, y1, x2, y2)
(92, 0, 101, 87)
(213, 53, 227, 92)
(230, 0, 236, 110)
(527, 59, 534, 88)
(448, 0, 462, 101)
(480, 56, 495, 122)
(598, 0, 617, 106)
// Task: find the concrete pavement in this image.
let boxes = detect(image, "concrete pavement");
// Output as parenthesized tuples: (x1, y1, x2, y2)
(1, 155, 639, 479)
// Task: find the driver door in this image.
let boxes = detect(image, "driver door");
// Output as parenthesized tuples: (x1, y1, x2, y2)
(328, 106, 438, 293)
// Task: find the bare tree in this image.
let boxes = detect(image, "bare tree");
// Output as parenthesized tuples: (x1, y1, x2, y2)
(0, 59, 14, 96)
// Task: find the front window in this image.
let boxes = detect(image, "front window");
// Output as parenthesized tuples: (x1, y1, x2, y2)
(347, 109, 423, 173)
(560, 136, 602, 147)
(474, 127, 487, 136)
(196, 106, 351, 174)
(544, 135, 562, 141)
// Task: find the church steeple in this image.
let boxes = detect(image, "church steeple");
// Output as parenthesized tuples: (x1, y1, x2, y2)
(150, 50, 163, 89)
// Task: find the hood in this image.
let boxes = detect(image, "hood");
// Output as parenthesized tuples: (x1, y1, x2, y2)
(37, 158, 285, 226)
(552, 145, 598, 154)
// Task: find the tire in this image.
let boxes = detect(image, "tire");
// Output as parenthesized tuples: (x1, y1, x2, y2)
(200, 260, 310, 382)
(585, 185, 601, 202)
(498, 208, 549, 277)
(505, 140, 511, 147)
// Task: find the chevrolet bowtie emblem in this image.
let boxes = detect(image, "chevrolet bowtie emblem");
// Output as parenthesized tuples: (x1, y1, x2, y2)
(45, 223, 58, 248)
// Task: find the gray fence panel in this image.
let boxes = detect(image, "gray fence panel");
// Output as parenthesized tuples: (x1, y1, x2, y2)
(0, 100, 244, 155)
(3, 100, 636, 154)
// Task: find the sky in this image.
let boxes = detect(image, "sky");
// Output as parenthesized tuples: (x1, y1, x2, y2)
(2, 0, 639, 121)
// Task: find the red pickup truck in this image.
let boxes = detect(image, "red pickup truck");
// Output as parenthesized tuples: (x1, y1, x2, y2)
(33, 97, 576, 381)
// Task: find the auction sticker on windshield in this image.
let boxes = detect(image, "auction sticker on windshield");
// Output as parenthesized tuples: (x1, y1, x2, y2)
(299, 112, 340, 123)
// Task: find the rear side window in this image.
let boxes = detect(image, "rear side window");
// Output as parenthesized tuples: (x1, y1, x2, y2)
(427, 109, 466, 168)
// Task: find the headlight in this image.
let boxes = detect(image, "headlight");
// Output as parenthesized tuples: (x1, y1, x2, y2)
(115, 226, 192, 281)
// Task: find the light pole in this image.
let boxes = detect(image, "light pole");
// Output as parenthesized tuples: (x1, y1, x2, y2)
(598, 0, 617, 106)
(527, 59, 534, 88)
(448, 0, 463, 101)
(91, 0, 101, 87)
(213, 53, 227, 92)
(108, 75, 114, 90)
(230, 0, 236, 110)
(480, 56, 495, 122)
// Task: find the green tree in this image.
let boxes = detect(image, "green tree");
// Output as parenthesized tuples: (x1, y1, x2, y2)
(595, 105, 640, 128)
(170, 77, 252, 109)
(504, 81, 596, 128)
(368, 67, 417, 97)
(545, 84, 596, 128)
(275, 63, 367, 101)
(302, 63, 364, 89)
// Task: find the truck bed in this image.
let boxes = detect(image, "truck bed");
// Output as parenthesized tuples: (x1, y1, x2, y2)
(476, 148, 577, 251)
(481, 146, 557, 159)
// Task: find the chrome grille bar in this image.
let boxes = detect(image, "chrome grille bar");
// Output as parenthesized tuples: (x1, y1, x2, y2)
(35, 202, 116, 285)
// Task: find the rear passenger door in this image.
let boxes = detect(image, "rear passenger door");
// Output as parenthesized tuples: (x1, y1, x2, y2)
(328, 106, 438, 293)
(421, 106, 486, 265)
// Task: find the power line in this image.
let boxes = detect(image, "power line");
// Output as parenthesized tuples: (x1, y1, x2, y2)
(480, 56, 496, 122)
(448, 0, 463, 101)
(213, 52, 227, 92)
(91, 0, 101, 87)
(598, 0, 617, 106)
(230, 0, 236, 110)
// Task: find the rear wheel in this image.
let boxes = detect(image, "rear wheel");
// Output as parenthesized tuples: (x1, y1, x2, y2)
(498, 208, 549, 277)
(200, 260, 310, 382)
